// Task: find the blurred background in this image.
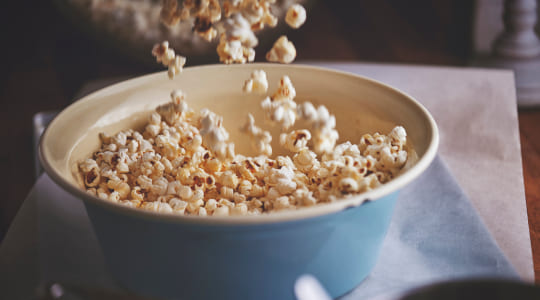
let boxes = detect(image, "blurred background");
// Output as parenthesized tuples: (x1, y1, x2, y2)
(0, 0, 510, 241)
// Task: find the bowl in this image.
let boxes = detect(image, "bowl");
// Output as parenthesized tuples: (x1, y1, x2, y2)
(39, 63, 439, 300)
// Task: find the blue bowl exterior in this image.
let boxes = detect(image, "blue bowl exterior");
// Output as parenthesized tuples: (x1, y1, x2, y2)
(85, 191, 398, 300)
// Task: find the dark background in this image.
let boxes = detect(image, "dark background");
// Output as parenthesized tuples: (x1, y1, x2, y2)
(0, 1, 474, 241)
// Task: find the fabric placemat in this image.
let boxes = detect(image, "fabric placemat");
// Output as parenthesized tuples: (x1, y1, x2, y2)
(306, 62, 530, 280)
(344, 156, 517, 299)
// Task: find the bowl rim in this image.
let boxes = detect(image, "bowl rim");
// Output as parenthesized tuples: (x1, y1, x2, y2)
(39, 63, 439, 226)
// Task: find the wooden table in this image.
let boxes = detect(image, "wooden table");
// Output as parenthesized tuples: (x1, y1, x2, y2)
(1, 0, 539, 282)
(519, 111, 540, 282)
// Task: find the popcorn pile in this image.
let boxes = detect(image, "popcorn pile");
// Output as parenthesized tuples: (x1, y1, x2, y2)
(153, 0, 307, 76)
(78, 71, 412, 216)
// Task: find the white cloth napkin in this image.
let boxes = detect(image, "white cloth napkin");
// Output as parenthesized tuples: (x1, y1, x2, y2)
(344, 156, 517, 299)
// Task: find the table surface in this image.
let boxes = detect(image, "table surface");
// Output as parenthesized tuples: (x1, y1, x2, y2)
(519, 111, 540, 283)
(1, 0, 539, 283)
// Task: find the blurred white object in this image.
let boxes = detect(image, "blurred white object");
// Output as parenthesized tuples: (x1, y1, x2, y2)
(294, 274, 332, 300)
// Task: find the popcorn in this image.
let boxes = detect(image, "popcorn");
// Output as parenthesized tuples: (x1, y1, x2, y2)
(261, 97, 297, 130)
(198, 207, 208, 216)
(107, 178, 130, 199)
(199, 109, 235, 160)
(216, 34, 255, 64)
(215, 12, 261, 64)
(108, 191, 120, 203)
(276, 179, 297, 195)
(204, 198, 218, 213)
(156, 0, 300, 66)
(79, 159, 101, 187)
(120, 199, 141, 209)
(292, 188, 316, 206)
(220, 186, 235, 199)
(285, 4, 306, 29)
(301, 104, 339, 154)
(143, 201, 174, 213)
(272, 75, 296, 101)
(266, 36, 297, 64)
(168, 55, 187, 79)
(213, 205, 230, 216)
(280, 129, 311, 153)
(187, 199, 205, 214)
(79, 69, 413, 216)
(152, 41, 186, 79)
(231, 203, 248, 215)
(160, 0, 181, 27)
(338, 178, 359, 193)
(238, 180, 252, 195)
(240, 114, 272, 156)
(137, 174, 153, 190)
(170, 198, 188, 214)
(222, 0, 241, 17)
(221, 13, 258, 48)
(293, 149, 319, 173)
(243, 70, 268, 94)
(257, 75, 301, 130)
(218, 170, 239, 189)
(273, 196, 291, 210)
(131, 187, 145, 201)
(389, 126, 407, 146)
(192, 0, 221, 42)
(233, 192, 247, 203)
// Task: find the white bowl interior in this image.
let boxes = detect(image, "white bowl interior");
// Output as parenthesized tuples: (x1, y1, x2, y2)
(40, 63, 438, 223)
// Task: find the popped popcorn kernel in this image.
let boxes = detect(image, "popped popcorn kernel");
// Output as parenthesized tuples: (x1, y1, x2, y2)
(160, 0, 182, 27)
(266, 35, 296, 64)
(240, 113, 272, 156)
(273, 75, 296, 101)
(280, 129, 311, 153)
(285, 4, 306, 29)
(152, 41, 186, 79)
(213, 205, 230, 216)
(243, 69, 268, 94)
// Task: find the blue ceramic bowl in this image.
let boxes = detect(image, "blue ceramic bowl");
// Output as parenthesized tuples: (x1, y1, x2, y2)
(40, 64, 439, 299)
